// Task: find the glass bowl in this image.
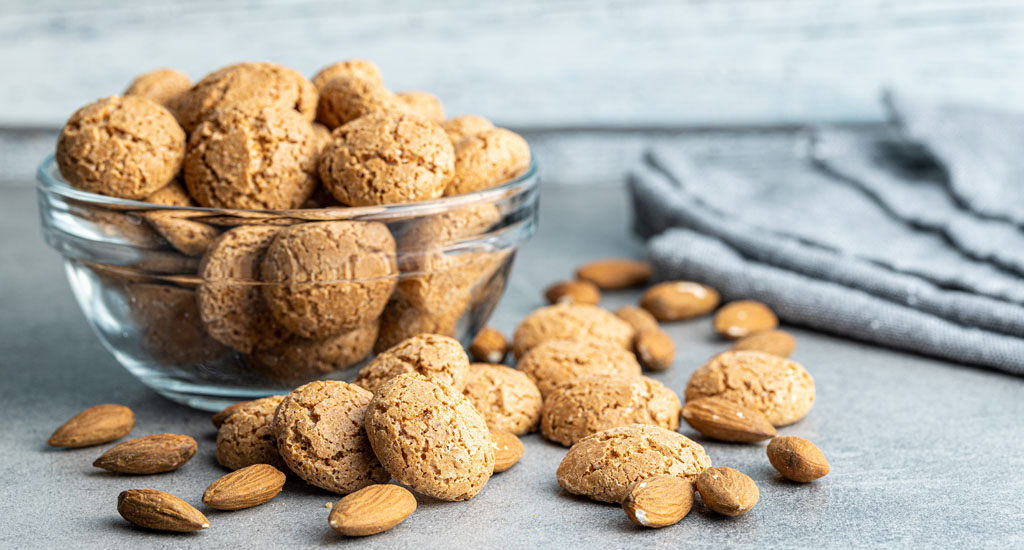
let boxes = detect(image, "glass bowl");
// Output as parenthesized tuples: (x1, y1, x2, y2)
(37, 154, 539, 411)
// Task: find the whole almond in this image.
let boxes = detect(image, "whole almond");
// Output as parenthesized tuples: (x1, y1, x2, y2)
(731, 329, 796, 357)
(640, 281, 720, 321)
(202, 464, 286, 510)
(117, 489, 210, 532)
(544, 280, 600, 305)
(696, 467, 759, 517)
(633, 329, 675, 371)
(490, 429, 524, 473)
(614, 306, 660, 334)
(575, 259, 652, 290)
(469, 327, 508, 364)
(713, 300, 778, 339)
(329, 484, 417, 536)
(767, 436, 830, 482)
(48, 404, 134, 448)
(621, 475, 693, 528)
(211, 401, 249, 429)
(94, 433, 197, 474)
(681, 397, 777, 443)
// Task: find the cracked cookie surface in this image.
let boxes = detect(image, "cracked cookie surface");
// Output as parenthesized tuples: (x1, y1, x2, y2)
(445, 128, 530, 196)
(462, 363, 543, 435)
(124, 68, 192, 117)
(216, 395, 286, 471)
(355, 333, 470, 394)
(315, 75, 400, 130)
(516, 339, 643, 397)
(311, 59, 383, 91)
(512, 303, 635, 359)
(248, 321, 378, 384)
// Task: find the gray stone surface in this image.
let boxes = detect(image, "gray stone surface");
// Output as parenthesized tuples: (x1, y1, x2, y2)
(2, 179, 1023, 549)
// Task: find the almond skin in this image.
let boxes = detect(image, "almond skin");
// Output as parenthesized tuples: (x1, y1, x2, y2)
(575, 259, 652, 290)
(468, 327, 508, 364)
(681, 397, 777, 443)
(544, 280, 601, 305)
(203, 464, 286, 510)
(713, 300, 778, 339)
(490, 429, 524, 473)
(767, 436, 830, 482)
(731, 329, 796, 357)
(614, 306, 660, 334)
(633, 329, 675, 371)
(696, 467, 759, 517)
(621, 475, 693, 528)
(48, 404, 134, 448)
(94, 433, 197, 474)
(329, 484, 417, 536)
(117, 489, 210, 532)
(640, 281, 720, 321)
(211, 401, 249, 429)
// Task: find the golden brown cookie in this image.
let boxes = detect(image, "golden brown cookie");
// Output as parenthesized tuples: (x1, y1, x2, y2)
(398, 204, 501, 250)
(185, 104, 319, 210)
(731, 329, 796, 357)
(511, 303, 635, 359)
(444, 128, 530, 196)
(397, 91, 445, 121)
(124, 68, 192, 115)
(177, 62, 317, 133)
(311, 59, 383, 91)
(373, 296, 466, 353)
(354, 333, 470, 394)
(540, 375, 681, 446)
(260, 221, 397, 339)
(365, 373, 494, 501)
(216, 395, 286, 471)
(311, 122, 332, 154)
(125, 283, 228, 365)
(56, 96, 185, 200)
(713, 300, 779, 339)
(142, 180, 194, 207)
(273, 381, 389, 494)
(684, 350, 814, 426)
(441, 115, 493, 143)
(516, 339, 642, 397)
(247, 321, 378, 384)
(315, 75, 400, 130)
(640, 281, 720, 321)
(142, 210, 219, 257)
(556, 424, 711, 503)
(198, 226, 288, 353)
(462, 363, 543, 435)
(319, 112, 454, 206)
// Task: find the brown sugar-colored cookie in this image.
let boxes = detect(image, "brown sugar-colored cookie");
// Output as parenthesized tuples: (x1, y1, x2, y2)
(198, 226, 288, 353)
(260, 221, 398, 339)
(640, 281, 721, 322)
(516, 339, 643, 397)
(125, 283, 228, 366)
(142, 180, 194, 207)
(541, 375, 681, 447)
(56, 96, 185, 200)
(365, 373, 494, 501)
(311, 59, 384, 91)
(444, 128, 530, 196)
(731, 329, 796, 357)
(142, 210, 219, 257)
(397, 91, 445, 122)
(714, 300, 779, 339)
(373, 296, 467, 353)
(273, 381, 389, 494)
(247, 321, 378, 384)
(315, 75, 400, 130)
(216, 395, 286, 471)
(441, 115, 493, 143)
(462, 363, 543, 435)
(684, 350, 814, 426)
(185, 104, 319, 210)
(311, 122, 332, 155)
(512, 303, 635, 359)
(319, 112, 454, 206)
(124, 68, 192, 115)
(177, 62, 317, 133)
(556, 424, 712, 503)
(354, 333, 470, 394)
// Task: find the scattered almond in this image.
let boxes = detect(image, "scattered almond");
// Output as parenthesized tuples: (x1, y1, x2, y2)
(614, 306, 660, 334)
(202, 464, 286, 510)
(575, 258, 652, 290)
(731, 329, 796, 357)
(491, 429, 524, 473)
(713, 300, 778, 339)
(696, 467, 759, 517)
(640, 281, 720, 321)
(767, 436, 830, 482)
(48, 404, 134, 448)
(93, 433, 197, 474)
(621, 475, 693, 528)
(211, 401, 249, 429)
(468, 326, 508, 364)
(544, 280, 600, 305)
(681, 397, 776, 443)
(633, 329, 675, 371)
(329, 484, 417, 537)
(117, 489, 210, 532)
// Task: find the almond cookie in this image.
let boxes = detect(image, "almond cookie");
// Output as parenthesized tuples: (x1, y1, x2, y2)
(142, 210, 219, 257)
(274, 381, 389, 494)
(260, 221, 398, 339)
(731, 329, 796, 357)
(365, 373, 494, 501)
(198, 226, 288, 353)
(185, 104, 319, 210)
(516, 339, 642, 397)
(315, 75, 401, 130)
(216, 395, 286, 471)
(177, 62, 317, 133)
(311, 59, 384, 91)
(462, 363, 543, 435)
(444, 128, 531, 196)
(684, 350, 814, 426)
(142, 180, 194, 207)
(397, 91, 445, 121)
(540, 375, 681, 446)
(557, 424, 711, 503)
(247, 321, 378, 384)
(441, 115, 493, 143)
(373, 296, 467, 353)
(512, 303, 635, 359)
(319, 112, 454, 206)
(714, 300, 779, 339)
(124, 68, 192, 115)
(125, 283, 228, 365)
(640, 281, 720, 321)
(56, 96, 185, 200)
(354, 333, 470, 394)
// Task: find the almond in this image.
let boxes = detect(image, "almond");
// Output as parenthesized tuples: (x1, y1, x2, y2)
(117, 489, 210, 532)
(621, 475, 693, 528)
(633, 329, 675, 371)
(491, 429, 524, 473)
(614, 306, 660, 334)
(767, 436, 830, 482)
(731, 329, 796, 357)
(48, 404, 134, 448)
(544, 280, 600, 305)
(211, 401, 249, 428)
(329, 484, 417, 536)
(468, 326, 508, 364)
(575, 258, 652, 290)
(713, 300, 778, 339)
(681, 397, 777, 443)
(696, 467, 759, 517)
(640, 281, 720, 321)
(93, 433, 197, 474)
(202, 464, 286, 510)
